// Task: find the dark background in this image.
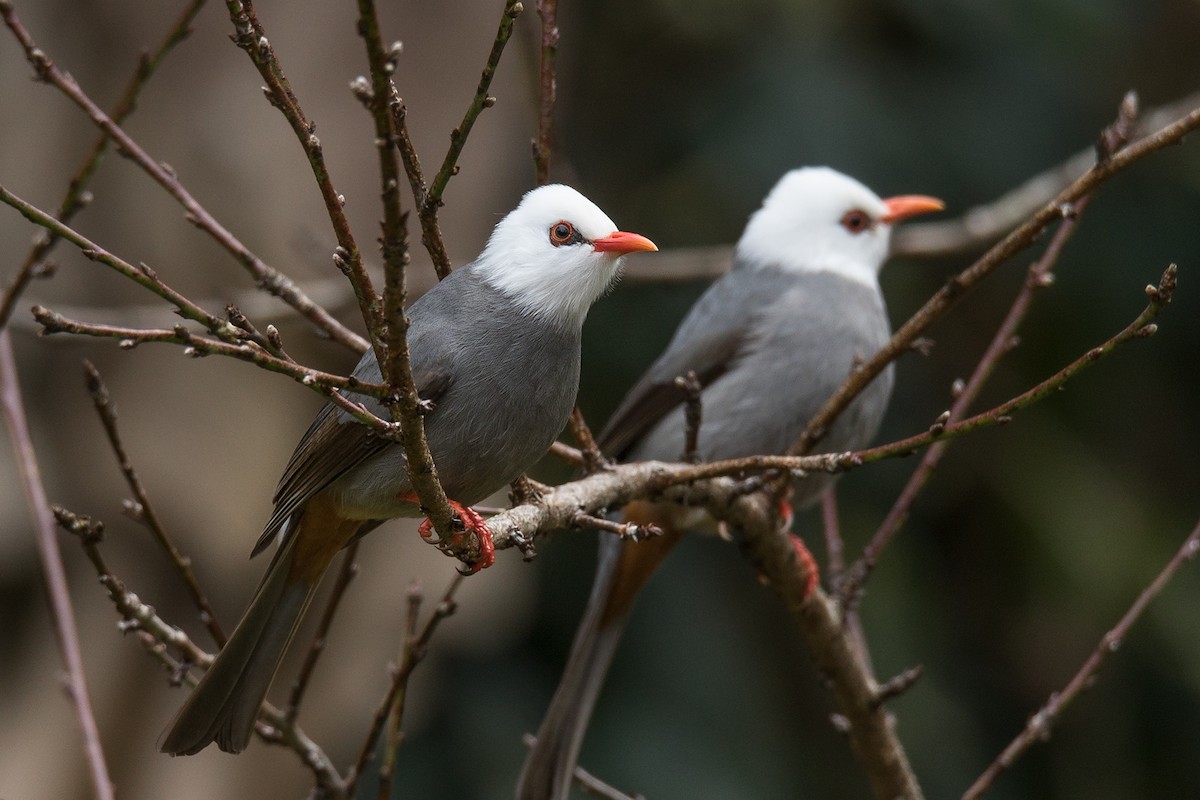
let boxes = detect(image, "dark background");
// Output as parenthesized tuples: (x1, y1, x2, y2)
(1, 1, 1198, 798)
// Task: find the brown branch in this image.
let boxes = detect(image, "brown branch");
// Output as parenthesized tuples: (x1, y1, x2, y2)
(962, 516, 1200, 800)
(227, 0, 382, 345)
(54, 504, 348, 796)
(0, 333, 114, 800)
(83, 360, 226, 646)
(892, 90, 1198, 258)
(787, 99, 1200, 460)
(353, 0, 458, 550)
(0, 0, 207, 330)
(424, 0, 523, 211)
(0, 0, 367, 351)
(843, 183, 1097, 604)
(346, 576, 464, 798)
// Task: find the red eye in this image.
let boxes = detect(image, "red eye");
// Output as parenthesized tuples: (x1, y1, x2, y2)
(549, 221, 578, 246)
(840, 209, 872, 234)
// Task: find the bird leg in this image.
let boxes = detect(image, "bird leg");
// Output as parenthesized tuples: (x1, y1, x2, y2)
(418, 499, 495, 574)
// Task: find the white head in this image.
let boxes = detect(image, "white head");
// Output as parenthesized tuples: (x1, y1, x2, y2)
(474, 184, 657, 327)
(735, 167, 943, 287)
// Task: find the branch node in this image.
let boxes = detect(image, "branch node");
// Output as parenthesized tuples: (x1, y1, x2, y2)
(871, 665, 925, 710)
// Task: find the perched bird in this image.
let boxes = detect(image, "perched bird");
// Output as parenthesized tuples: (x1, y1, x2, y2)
(160, 184, 657, 756)
(517, 167, 942, 799)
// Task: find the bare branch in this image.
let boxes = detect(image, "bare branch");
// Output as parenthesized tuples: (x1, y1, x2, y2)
(963, 516, 1200, 800)
(226, 0, 382, 345)
(0, 1, 367, 351)
(892, 91, 1198, 258)
(83, 361, 226, 646)
(532, 0, 559, 184)
(54, 504, 348, 796)
(424, 0, 523, 212)
(0, 0, 207, 330)
(0, 333, 114, 800)
(521, 734, 646, 800)
(844, 185, 1097, 604)
(787, 103, 1200, 459)
(346, 576, 464, 798)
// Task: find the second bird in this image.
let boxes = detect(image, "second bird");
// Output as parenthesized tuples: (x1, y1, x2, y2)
(517, 166, 942, 800)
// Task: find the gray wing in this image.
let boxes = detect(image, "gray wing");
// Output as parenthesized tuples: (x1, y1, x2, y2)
(251, 329, 455, 558)
(598, 266, 788, 459)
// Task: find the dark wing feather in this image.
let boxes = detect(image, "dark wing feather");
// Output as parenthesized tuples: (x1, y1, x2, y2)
(250, 362, 453, 557)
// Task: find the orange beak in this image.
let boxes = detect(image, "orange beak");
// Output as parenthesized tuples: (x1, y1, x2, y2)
(880, 195, 944, 224)
(592, 230, 658, 254)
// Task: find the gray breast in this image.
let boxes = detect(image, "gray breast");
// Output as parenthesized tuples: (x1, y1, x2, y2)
(629, 269, 893, 509)
(332, 266, 582, 516)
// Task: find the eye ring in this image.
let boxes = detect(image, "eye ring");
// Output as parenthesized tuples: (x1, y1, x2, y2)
(840, 209, 872, 235)
(549, 221, 581, 246)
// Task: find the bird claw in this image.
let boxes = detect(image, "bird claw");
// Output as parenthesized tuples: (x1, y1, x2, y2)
(418, 500, 495, 573)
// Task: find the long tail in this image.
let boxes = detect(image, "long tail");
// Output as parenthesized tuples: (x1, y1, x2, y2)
(517, 503, 682, 800)
(160, 497, 355, 756)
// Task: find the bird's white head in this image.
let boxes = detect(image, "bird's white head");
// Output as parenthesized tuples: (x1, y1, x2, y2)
(735, 166, 943, 287)
(475, 184, 657, 327)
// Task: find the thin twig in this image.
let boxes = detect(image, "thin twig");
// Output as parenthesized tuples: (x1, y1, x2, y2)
(843, 193, 1093, 604)
(891, 90, 1197, 258)
(569, 406, 607, 473)
(962, 516, 1200, 800)
(571, 510, 662, 542)
(0, 0, 207, 330)
(345, 575, 464, 797)
(0, 333, 114, 800)
(227, 0, 382, 345)
(0, 1, 367, 351)
(54, 505, 348, 796)
(847, 96, 1138, 600)
(286, 542, 360, 721)
(83, 360, 226, 646)
(674, 370, 703, 463)
(424, 0, 523, 212)
(787, 100, 1200, 460)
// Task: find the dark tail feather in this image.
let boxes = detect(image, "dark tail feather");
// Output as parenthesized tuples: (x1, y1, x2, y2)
(160, 540, 318, 756)
(518, 521, 682, 800)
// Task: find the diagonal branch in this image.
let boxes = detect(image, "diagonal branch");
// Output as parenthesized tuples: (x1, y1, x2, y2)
(0, 0, 207, 330)
(0, 0, 367, 351)
(83, 361, 227, 646)
(963, 515, 1200, 799)
(787, 100, 1200, 460)
(225, 0, 382, 345)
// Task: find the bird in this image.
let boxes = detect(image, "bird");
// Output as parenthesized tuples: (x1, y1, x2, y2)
(159, 183, 657, 756)
(516, 166, 942, 799)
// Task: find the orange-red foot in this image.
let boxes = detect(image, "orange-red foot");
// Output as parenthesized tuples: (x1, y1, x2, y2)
(789, 533, 819, 598)
(418, 500, 495, 574)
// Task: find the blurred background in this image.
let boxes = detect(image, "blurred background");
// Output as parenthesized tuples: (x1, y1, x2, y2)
(2, 1, 1199, 798)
